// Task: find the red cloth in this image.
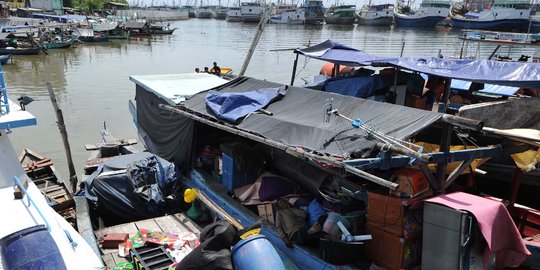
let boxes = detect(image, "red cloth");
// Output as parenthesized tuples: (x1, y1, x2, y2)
(425, 192, 531, 269)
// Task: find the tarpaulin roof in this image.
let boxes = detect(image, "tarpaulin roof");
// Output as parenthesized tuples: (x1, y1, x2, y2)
(297, 40, 540, 89)
(384, 57, 540, 89)
(294, 40, 397, 67)
(183, 77, 444, 158)
(451, 79, 520, 96)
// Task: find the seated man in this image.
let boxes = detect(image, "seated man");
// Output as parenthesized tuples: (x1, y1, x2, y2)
(274, 199, 327, 248)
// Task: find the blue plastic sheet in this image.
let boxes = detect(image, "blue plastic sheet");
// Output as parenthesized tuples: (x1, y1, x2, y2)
(296, 40, 540, 89)
(206, 86, 287, 123)
(323, 76, 388, 98)
(480, 84, 520, 96)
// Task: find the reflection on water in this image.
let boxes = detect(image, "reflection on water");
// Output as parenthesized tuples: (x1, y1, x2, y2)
(4, 19, 536, 177)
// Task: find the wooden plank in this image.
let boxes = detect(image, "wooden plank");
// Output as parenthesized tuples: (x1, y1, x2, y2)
(134, 218, 162, 232)
(74, 196, 102, 259)
(102, 254, 117, 268)
(172, 213, 201, 234)
(154, 215, 188, 236)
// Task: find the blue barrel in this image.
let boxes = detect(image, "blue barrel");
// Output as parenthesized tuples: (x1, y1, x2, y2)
(1, 225, 67, 270)
(232, 235, 286, 270)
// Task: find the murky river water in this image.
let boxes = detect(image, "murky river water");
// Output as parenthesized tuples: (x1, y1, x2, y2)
(6, 19, 536, 177)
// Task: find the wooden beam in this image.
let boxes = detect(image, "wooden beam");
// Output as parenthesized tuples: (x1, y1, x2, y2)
(197, 189, 244, 230)
(443, 159, 474, 190)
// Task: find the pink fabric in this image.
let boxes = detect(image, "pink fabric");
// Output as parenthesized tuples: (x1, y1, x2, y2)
(425, 192, 531, 269)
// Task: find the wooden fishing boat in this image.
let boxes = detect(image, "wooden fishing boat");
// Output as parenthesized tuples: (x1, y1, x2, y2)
(0, 54, 11, 65)
(43, 36, 77, 49)
(19, 148, 76, 225)
(0, 46, 42, 55)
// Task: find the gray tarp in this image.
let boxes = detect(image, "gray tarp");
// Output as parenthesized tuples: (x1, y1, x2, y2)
(184, 77, 444, 158)
(136, 86, 194, 169)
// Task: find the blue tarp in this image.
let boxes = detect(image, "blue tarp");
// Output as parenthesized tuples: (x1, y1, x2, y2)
(383, 57, 540, 89)
(296, 40, 540, 89)
(449, 79, 519, 96)
(294, 40, 397, 67)
(323, 75, 388, 98)
(205, 86, 287, 123)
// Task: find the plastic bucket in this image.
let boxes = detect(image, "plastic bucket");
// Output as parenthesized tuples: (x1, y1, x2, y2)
(232, 235, 286, 270)
(0, 225, 67, 270)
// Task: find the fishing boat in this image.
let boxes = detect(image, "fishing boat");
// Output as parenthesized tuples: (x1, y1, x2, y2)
(226, 7, 243, 22)
(325, 5, 357, 25)
(0, 32, 44, 55)
(241, 2, 267, 22)
(196, 6, 214, 18)
(269, 4, 305, 24)
(356, 3, 394, 26)
(19, 149, 76, 224)
(43, 35, 77, 49)
(0, 54, 10, 64)
(181, 5, 197, 17)
(0, 66, 104, 269)
(149, 23, 176, 35)
(127, 61, 540, 268)
(300, 0, 325, 24)
(394, 0, 451, 27)
(77, 28, 109, 42)
(450, 0, 531, 31)
(212, 6, 229, 19)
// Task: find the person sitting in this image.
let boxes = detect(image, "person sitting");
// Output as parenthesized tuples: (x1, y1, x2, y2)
(274, 199, 328, 248)
(195, 68, 200, 73)
(211, 62, 221, 76)
(203, 67, 210, 73)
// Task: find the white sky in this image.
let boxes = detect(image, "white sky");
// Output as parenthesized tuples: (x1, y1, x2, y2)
(126, 0, 406, 7)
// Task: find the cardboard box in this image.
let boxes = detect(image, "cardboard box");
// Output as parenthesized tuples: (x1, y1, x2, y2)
(366, 222, 421, 270)
(367, 191, 422, 238)
(257, 203, 274, 224)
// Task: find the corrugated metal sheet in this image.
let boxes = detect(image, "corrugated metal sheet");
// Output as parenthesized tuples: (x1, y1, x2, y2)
(76, 28, 94, 37)
(123, 21, 147, 29)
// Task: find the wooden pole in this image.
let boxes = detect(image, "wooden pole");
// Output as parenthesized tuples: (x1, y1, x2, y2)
(435, 123, 452, 194)
(47, 83, 77, 193)
(290, 53, 299, 86)
(239, 7, 270, 76)
(438, 78, 452, 113)
(508, 166, 523, 208)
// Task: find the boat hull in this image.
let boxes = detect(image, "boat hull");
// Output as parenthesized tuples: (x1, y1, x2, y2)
(79, 36, 109, 42)
(226, 16, 243, 22)
(325, 16, 356, 25)
(196, 12, 213, 18)
(0, 47, 41, 55)
(451, 18, 529, 30)
(357, 16, 393, 26)
(395, 15, 446, 27)
(304, 16, 325, 24)
(242, 15, 263, 23)
(0, 54, 10, 65)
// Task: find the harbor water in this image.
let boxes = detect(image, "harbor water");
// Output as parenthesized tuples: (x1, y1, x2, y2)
(6, 19, 536, 178)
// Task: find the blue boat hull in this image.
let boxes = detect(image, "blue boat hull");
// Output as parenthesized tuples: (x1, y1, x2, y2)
(79, 36, 109, 42)
(451, 18, 528, 30)
(396, 16, 445, 27)
(185, 170, 355, 270)
(0, 54, 11, 65)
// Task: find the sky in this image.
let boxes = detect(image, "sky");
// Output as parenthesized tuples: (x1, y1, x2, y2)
(125, 0, 408, 7)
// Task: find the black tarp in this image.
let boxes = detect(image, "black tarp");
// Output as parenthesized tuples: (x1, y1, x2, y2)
(136, 86, 194, 169)
(83, 152, 179, 223)
(183, 77, 443, 159)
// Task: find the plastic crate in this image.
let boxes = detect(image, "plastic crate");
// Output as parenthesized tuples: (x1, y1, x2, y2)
(130, 245, 175, 270)
(221, 153, 259, 192)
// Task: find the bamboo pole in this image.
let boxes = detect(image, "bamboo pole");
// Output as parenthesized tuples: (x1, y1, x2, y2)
(47, 83, 77, 193)
(239, 7, 270, 76)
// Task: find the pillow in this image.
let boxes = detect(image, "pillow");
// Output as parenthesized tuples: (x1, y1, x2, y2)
(307, 199, 327, 226)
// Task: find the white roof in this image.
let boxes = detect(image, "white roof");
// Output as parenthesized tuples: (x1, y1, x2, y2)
(0, 98, 36, 130)
(129, 73, 228, 104)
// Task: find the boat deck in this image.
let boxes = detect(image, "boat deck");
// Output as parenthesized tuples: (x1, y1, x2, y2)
(94, 213, 201, 268)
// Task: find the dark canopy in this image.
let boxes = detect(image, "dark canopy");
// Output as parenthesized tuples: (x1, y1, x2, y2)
(296, 40, 540, 88)
(294, 40, 397, 67)
(184, 77, 443, 158)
